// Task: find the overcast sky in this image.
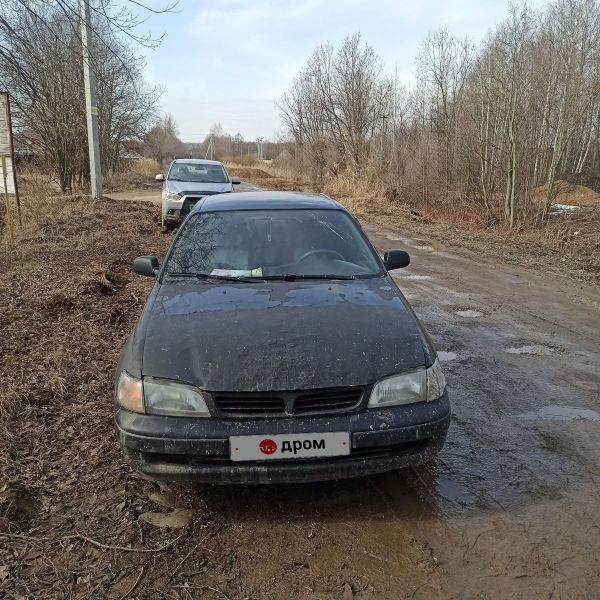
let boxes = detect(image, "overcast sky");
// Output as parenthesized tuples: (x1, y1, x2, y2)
(129, 0, 549, 142)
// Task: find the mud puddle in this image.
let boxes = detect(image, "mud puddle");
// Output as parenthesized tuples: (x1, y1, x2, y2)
(455, 309, 483, 318)
(522, 404, 600, 422)
(505, 344, 555, 355)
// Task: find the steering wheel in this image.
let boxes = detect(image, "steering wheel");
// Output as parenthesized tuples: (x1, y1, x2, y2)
(296, 249, 344, 263)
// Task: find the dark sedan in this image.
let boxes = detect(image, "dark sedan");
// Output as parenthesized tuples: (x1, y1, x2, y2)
(114, 191, 450, 483)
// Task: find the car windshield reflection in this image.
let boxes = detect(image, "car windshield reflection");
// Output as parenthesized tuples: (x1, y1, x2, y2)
(168, 162, 228, 183)
(165, 209, 383, 279)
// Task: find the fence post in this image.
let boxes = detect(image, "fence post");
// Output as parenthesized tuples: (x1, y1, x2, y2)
(1, 155, 14, 240)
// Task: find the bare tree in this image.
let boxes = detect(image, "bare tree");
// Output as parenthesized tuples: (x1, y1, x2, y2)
(0, 0, 169, 191)
(279, 34, 392, 184)
(280, 0, 600, 229)
(416, 29, 473, 201)
(143, 115, 184, 165)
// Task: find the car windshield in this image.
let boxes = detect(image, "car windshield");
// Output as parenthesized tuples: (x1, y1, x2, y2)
(168, 162, 228, 183)
(165, 209, 383, 279)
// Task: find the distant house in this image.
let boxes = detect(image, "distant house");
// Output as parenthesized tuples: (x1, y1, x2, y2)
(119, 140, 144, 162)
(13, 132, 34, 162)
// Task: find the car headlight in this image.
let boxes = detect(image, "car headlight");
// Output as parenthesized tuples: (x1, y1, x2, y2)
(116, 371, 144, 413)
(426, 358, 446, 402)
(164, 191, 182, 202)
(143, 378, 211, 417)
(368, 359, 446, 408)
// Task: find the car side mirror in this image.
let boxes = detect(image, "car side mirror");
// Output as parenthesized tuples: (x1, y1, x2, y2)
(383, 250, 410, 270)
(133, 256, 159, 277)
(155, 174, 165, 181)
(231, 176, 241, 184)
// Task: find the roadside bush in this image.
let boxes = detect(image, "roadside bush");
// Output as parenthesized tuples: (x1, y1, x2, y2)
(131, 157, 161, 178)
(222, 154, 257, 167)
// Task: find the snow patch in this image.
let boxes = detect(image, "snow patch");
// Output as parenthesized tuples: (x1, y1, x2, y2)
(505, 345, 554, 355)
(438, 351, 457, 361)
(455, 309, 483, 318)
(401, 274, 432, 281)
(522, 405, 600, 422)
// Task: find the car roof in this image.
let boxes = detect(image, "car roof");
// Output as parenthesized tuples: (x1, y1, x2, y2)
(171, 158, 224, 166)
(191, 191, 346, 213)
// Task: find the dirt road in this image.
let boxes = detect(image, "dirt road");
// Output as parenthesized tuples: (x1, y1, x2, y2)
(105, 180, 261, 205)
(363, 225, 600, 598)
(2, 192, 599, 599)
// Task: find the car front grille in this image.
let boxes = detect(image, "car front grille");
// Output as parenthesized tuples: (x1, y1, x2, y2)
(212, 386, 366, 419)
(180, 192, 221, 217)
(213, 394, 286, 417)
(293, 388, 364, 415)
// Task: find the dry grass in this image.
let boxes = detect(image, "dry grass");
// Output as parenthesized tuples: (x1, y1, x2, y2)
(222, 154, 258, 167)
(227, 166, 274, 180)
(103, 158, 162, 192)
(532, 180, 600, 208)
(0, 194, 165, 416)
(131, 157, 161, 178)
(16, 163, 60, 195)
(14, 160, 161, 208)
(227, 161, 298, 180)
(0, 191, 196, 598)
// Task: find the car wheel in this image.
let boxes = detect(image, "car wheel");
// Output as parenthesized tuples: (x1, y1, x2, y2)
(161, 213, 175, 230)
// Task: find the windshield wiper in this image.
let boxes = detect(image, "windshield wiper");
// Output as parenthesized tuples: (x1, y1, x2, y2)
(166, 272, 255, 283)
(261, 274, 357, 281)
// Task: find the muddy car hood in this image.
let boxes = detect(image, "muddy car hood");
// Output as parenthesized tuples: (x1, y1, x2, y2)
(140, 278, 426, 392)
(166, 181, 232, 195)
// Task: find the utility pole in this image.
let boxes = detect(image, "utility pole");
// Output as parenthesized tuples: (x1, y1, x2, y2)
(205, 134, 214, 160)
(80, 0, 102, 199)
(0, 91, 21, 227)
(392, 63, 397, 160)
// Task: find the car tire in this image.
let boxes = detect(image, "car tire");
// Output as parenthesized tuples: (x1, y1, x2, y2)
(162, 214, 176, 231)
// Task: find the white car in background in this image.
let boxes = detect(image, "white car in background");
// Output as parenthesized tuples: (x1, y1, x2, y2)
(156, 159, 241, 228)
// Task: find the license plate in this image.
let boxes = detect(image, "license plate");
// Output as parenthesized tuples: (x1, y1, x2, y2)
(230, 432, 350, 462)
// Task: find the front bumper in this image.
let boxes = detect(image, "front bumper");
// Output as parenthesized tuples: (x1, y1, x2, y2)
(164, 210, 181, 225)
(162, 190, 234, 225)
(162, 197, 183, 225)
(115, 391, 451, 484)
